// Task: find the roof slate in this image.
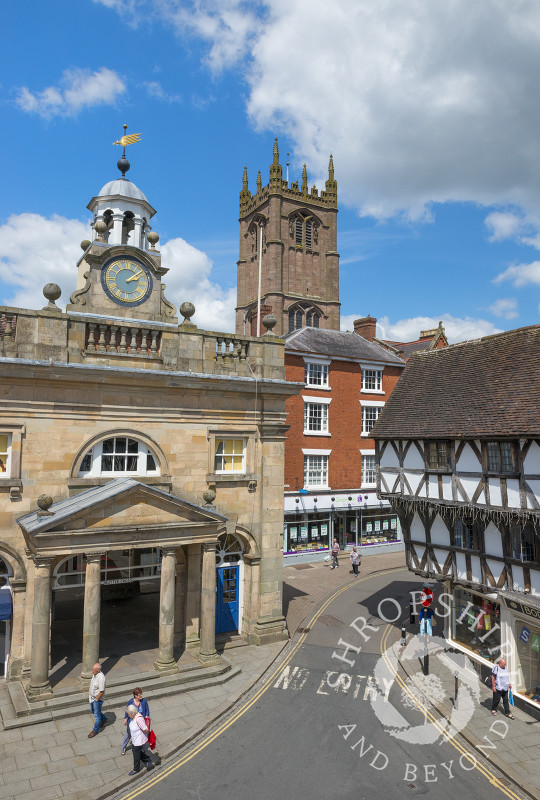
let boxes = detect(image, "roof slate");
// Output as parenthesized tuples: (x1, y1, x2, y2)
(371, 325, 540, 439)
(285, 327, 405, 365)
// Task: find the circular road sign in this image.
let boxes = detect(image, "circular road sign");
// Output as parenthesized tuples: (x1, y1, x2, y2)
(421, 588, 433, 607)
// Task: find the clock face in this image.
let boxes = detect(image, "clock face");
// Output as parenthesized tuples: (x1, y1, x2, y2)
(101, 258, 153, 306)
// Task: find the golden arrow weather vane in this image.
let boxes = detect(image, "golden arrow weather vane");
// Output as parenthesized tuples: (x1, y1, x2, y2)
(112, 125, 142, 177)
(112, 124, 142, 148)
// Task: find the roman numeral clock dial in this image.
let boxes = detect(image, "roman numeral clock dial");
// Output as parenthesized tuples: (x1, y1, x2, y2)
(101, 258, 153, 306)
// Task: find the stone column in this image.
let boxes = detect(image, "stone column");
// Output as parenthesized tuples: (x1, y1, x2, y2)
(155, 547, 179, 674)
(26, 557, 54, 701)
(79, 553, 103, 686)
(184, 544, 202, 648)
(7, 579, 26, 680)
(197, 542, 220, 666)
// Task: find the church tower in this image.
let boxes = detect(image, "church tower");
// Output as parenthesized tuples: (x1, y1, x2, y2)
(235, 140, 340, 337)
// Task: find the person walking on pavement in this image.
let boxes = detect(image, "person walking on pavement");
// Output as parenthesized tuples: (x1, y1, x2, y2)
(350, 546, 361, 577)
(491, 658, 514, 718)
(330, 538, 340, 569)
(122, 687, 150, 755)
(126, 705, 155, 775)
(88, 663, 108, 737)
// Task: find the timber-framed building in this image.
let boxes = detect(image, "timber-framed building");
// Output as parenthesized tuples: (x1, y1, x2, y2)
(372, 325, 540, 710)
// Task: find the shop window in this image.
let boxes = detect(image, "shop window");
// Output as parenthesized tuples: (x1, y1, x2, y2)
(451, 587, 501, 662)
(426, 441, 448, 470)
(516, 621, 540, 704)
(361, 405, 382, 435)
(361, 512, 399, 544)
(0, 434, 10, 476)
(78, 436, 160, 477)
(305, 362, 329, 388)
(454, 519, 476, 550)
(304, 402, 329, 434)
(304, 454, 328, 488)
(362, 369, 382, 392)
(361, 455, 376, 485)
(53, 549, 162, 589)
(486, 441, 515, 473)
(284, 513, 330, 553)
(215, 438, 245, 473)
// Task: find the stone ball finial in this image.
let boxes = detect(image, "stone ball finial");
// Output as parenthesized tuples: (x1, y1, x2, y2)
(147, 231, 159, 250)
(80, 239, 91, 252)
(180, 301, 195, 322)
(42, 283, 61, 312)
(94, 220, 107, 241)
(262, 313, 277, 335)
(36, 494, 54, 516)
(203, 488, 216, 506)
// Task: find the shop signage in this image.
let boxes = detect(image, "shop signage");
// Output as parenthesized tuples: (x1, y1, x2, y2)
(505, 597, 540, 620)
(102, 578, 134, 586)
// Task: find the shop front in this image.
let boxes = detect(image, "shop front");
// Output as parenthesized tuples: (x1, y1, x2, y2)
(283, 491, 403, 562)
(502, 594, 540, 708)
(449, 586, 502, 663)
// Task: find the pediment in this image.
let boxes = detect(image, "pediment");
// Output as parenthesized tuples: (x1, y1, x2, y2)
(18, 479, 227, 539)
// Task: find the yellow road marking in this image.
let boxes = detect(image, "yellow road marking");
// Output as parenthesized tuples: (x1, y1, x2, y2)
(119, 566, 518, 800)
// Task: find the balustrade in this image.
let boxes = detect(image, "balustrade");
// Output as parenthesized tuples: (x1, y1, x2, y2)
(86, 323, 161, 357)
(215, 336, 249, 361)
(0, 313, 17, 342)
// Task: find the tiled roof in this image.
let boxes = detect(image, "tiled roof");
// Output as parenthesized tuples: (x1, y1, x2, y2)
(385, 339, 434, 359)
(285, 328, 405, 365)
(371, 325, 540, 439)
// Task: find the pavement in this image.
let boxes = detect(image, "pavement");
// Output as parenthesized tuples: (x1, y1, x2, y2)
(0, 550, 538, 800)
(396, 634, 540, 800)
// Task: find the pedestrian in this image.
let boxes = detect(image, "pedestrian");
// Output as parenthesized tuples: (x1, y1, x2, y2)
(350, 546, 361, 577)
(126, 705, 155, 775)
(491, 658, 514, 719)
(122, 687, 150, 755)
(418, 606, 434, 636)
(88, 663, 107, 738)
(330, 538, 340, 569)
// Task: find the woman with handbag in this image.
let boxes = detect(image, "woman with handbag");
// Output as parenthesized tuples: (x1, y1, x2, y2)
(122, 687, 150, 755)
(126, 705, 155, 775)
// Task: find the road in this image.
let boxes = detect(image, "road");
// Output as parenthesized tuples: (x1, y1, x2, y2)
(113, 567, 527, 800)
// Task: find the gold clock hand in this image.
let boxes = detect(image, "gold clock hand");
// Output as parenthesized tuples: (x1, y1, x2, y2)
(126, 271, 144, 283)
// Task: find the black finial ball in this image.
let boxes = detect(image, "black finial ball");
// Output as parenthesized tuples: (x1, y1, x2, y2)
(117, 155, 130, 177)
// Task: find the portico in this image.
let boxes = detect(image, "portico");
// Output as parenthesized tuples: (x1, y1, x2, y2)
(17, 478, 227, 702)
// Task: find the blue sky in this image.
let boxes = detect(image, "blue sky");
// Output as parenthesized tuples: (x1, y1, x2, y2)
(1, 0, 540, 341)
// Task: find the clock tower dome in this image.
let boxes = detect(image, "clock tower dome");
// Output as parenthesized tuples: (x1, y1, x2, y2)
(67, 137, 177, 323)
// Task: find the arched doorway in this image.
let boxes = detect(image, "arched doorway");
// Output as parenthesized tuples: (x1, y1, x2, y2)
(215, 534, 244, 634)
(0, 557, 13, 678)
(51, 549, 163, 683)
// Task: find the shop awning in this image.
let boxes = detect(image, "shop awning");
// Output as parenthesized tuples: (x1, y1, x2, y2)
(0, 588, 12, 621)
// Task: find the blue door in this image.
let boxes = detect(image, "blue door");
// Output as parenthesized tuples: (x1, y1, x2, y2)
(216, 566, 239, 633)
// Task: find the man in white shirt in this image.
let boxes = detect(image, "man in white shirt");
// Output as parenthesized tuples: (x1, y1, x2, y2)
(88, 663, 108, 737)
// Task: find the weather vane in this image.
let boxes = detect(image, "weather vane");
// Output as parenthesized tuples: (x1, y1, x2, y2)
(112, 124, 142, 177)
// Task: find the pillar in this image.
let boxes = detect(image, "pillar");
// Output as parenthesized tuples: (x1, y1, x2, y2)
(79, 553, 103, 686)
(197, 542, 220, 666)
(26, 556, 54, 701)
(155, 547, 179, 674)
(111, 213, 124, 245)
(184, 544, 202, 648)
(7, 579, 27, 679)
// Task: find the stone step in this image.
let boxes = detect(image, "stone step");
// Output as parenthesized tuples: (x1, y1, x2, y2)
(1, 659, 240, 729)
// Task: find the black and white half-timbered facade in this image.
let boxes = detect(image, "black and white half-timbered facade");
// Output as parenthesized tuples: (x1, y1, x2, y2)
(372, 325, 540, 711)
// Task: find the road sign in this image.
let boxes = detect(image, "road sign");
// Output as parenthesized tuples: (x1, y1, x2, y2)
(421, 588, 433, 608)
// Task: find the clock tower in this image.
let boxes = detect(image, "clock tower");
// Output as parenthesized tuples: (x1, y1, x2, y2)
(67, 139, 177, 323)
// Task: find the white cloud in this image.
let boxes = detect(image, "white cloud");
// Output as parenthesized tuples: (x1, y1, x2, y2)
(143, 81, 181, 103)
(488, 298, 519, 319)
(96, 0, 540, 239)
(16, 67, 126, 118)
(493, 261, 540, 287)
(341, 313, 502, 344)
(0, 213, 235, 332)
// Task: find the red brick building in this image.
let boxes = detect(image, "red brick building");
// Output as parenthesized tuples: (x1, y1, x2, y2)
(283, 326, 405, 559)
